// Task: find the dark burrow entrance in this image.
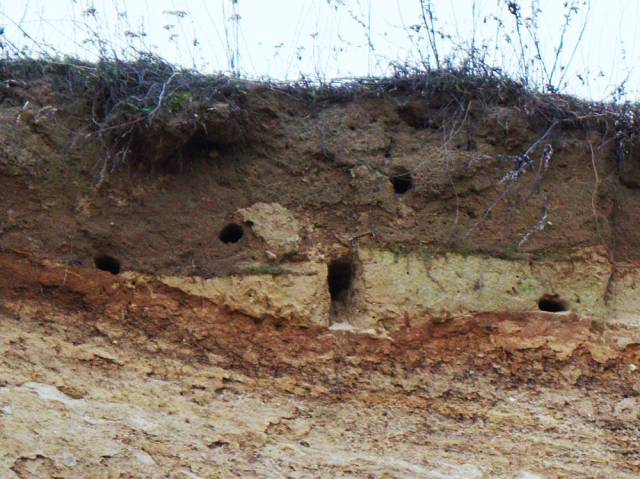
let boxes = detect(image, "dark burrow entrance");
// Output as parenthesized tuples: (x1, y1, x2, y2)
(219, 223, 244, 244)
(538, 294, 568, 312)
(94, 255, 121, 275)
(328, 258, 354, 316)
(390, 169, 413, 194)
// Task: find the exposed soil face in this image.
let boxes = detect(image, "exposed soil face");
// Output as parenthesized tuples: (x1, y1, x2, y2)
(0, 72, 629, 275)
(1, 68, 640, 477)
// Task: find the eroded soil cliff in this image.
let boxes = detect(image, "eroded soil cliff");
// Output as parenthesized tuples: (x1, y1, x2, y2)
(1, 64, 640, 477)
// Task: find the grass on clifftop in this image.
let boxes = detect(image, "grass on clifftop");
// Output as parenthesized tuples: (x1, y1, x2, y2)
(0, 55, 638, 177)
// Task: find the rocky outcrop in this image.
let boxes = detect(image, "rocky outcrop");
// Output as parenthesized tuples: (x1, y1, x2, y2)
(158, 261, 330, 326)
(238, 202, 302, 258)
(350, 246, 612, 330)
(133, 245, 628, 333)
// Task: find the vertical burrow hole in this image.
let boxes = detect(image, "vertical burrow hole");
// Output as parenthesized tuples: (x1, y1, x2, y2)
(328, 257, 354, 308)
(538, 294, 568, 313)
(219, 223, 244, 244)
(94, 255, 121, 275)
(390, 168, 413, 194)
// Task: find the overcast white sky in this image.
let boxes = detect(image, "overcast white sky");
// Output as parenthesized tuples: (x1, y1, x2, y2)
(0, 1, 638, 101)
